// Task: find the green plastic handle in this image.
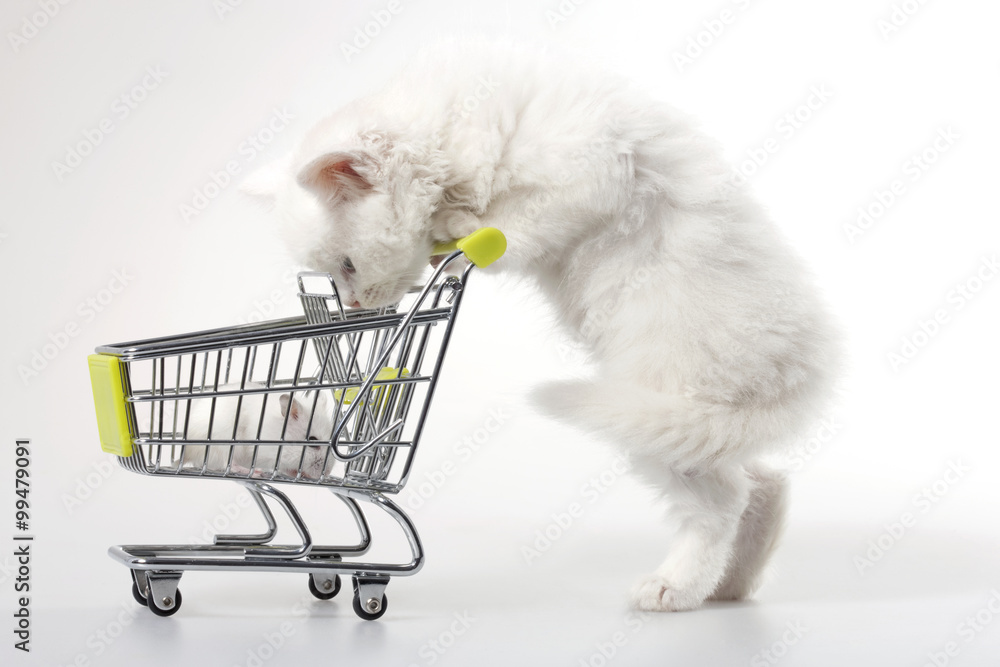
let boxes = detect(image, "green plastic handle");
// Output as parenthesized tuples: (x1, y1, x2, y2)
(432, 227, 507, 268)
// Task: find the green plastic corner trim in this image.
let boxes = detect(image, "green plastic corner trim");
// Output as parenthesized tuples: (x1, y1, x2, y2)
(335, 367, 410, 406)
(88, 354, 133, 457)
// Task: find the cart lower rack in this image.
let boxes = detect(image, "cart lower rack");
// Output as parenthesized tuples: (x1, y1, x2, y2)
(88, 228, 505, 619)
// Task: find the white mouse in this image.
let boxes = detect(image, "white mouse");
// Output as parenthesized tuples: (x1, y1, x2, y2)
(179, 383, 334, 480)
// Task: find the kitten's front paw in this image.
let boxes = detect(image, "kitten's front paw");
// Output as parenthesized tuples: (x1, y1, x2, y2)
(430, 208, 480, 241)
(629, 574, 707, 612)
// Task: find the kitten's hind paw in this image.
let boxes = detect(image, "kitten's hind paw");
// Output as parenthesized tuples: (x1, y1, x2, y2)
(708, 576, 756, 602)
(629, 574, 707, 612)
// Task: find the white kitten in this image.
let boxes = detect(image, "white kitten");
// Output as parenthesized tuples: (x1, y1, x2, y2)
(180, 384, 333, 480)
(244, 40, 841, 611)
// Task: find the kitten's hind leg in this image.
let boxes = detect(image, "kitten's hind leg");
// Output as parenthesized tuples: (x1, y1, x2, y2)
(709, 462, 788, 601)
(630, 464, 750, 612)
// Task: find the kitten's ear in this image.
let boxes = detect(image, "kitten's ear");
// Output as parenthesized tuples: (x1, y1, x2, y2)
(296, 152, 373, 204)
(278, 394, 301, 421)
(241, 154, 292, 211)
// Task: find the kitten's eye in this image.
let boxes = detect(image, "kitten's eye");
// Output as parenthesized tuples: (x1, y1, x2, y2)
(307, 436, 318, 441)
(341, 257, 355, 274)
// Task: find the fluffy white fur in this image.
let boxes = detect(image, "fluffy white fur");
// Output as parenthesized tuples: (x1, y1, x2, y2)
(244, 40, 840, 611)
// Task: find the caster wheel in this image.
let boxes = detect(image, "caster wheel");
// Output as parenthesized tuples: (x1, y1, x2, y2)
(131, 582, 147, 606)
(352, 591, 388, 621)
(308, 573, 341, 600)
(147, 587, 182, 617)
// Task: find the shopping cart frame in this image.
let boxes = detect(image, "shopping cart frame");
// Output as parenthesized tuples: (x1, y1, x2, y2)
(89, 228, 506, 620)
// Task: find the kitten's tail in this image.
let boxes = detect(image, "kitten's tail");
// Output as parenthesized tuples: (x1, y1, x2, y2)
(533, 378, 817, 467)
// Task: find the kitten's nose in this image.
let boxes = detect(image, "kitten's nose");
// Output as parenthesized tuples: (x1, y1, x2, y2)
(350, 300, 361, 308)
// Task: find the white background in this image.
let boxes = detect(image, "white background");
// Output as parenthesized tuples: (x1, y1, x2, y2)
(2, 0, 999, 665)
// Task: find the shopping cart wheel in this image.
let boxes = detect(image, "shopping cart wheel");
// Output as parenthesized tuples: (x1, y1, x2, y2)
(131, 582, 147, 606)
(132, 581, 149, 607)
(308, 573, 341, 600)
(351, 576, 389, 620)
(147, 588, 183, 617)
(352, 591, 388, 621)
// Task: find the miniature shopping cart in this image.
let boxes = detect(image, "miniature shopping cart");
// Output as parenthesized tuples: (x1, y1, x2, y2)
(87, 228, 505, 620)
